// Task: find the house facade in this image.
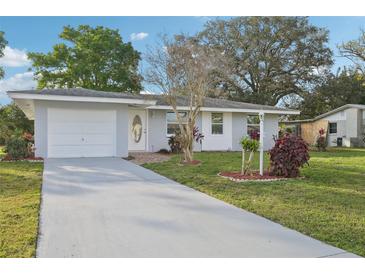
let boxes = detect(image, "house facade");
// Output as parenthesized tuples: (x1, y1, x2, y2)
(8, 88, 299, 158)
(283, 104, 365, 147)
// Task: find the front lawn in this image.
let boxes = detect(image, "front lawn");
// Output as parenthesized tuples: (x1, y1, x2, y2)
(144, 148, 365, 257)
(0, 161, 43, 257)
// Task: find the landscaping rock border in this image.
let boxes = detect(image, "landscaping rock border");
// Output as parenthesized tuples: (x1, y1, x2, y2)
(218, 171, 289, 182)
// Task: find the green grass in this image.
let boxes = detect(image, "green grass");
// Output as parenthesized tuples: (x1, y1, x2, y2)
(144, 148, 365, 257)
(0, 161, 43, 257)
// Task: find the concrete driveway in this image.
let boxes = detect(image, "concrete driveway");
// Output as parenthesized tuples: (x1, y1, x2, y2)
(37, 158, 358, 258)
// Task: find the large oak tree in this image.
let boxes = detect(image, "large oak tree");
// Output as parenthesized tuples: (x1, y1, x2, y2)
(197, 17, 333, 105)
(28, 25, 142, 93)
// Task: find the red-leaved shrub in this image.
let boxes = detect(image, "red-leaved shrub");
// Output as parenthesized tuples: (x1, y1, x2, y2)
(269, 133, 310, 178)
(315, 128, 327, 151)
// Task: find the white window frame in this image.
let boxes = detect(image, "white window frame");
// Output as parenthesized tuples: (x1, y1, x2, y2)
(211, 113, 224, 135)
(247, 114, 260, 136)
(166, 111, 188, 136)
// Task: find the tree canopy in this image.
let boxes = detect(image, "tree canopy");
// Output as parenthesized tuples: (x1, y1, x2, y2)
(339, 29, 365, 73)
(297, 68, 365, 119)
(145, 34, 222, 162)
(197, 17, 333, 105)
(28, 25, 142, 93)
(0, 103, 34, 145)
(0, 31, 7, 79)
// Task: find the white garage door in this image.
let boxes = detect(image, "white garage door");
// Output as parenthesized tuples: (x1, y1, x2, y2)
(48, 108, 117, 158)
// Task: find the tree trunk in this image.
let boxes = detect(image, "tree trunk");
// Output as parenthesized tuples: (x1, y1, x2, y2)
(241, 148, 246, 175)
(181, 123, 194, 163)
(244, 151, 255, 175)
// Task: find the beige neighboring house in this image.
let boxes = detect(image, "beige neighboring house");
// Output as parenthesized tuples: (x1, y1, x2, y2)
(283, 104, 365, 147)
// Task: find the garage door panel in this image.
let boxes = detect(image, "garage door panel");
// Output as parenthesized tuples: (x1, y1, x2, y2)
(49, 146, 84, 158)
(48, 123, 84, 134)
(48, 134, 84, 146)
(48, 108, 116, 158)
(82, 123, 115, 134)
(83, 134, 114, 145)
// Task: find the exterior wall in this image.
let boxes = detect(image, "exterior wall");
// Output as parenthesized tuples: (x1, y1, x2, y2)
(325, 111, 345, 147)
(147, 109, 168, 152)
(344, 108, 362, 147)
(231, 113, 248, 151)
(296, 108, 365, 147)
(263, 114, 279, 151)
(148, 110, 277, 152)
(34, 101, 47, 158)
(201, 111, 233, 151)
(33, 100, 128, 158)
(147, 109, 202, 152)
(300, 120, 329, 146)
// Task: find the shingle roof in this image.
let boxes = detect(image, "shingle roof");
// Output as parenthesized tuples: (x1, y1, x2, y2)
(8, 88, 146, 100)
(7, 88, 295, 112)
(144, 94, 289, 111)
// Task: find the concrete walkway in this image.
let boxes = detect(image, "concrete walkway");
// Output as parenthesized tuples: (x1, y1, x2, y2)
(37, 158, 359, 258)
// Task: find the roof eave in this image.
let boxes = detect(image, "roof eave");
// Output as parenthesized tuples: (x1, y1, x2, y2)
(7, 92, 157, 106)
(147, 105, 299, 115)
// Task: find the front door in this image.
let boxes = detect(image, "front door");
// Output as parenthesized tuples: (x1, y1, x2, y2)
(128, 109, 146, 151)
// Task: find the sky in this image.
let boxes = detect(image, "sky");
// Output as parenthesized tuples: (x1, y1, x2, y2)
(0, 16, 365, 105)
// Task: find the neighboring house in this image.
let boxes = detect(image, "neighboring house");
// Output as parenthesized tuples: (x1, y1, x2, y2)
(7, 88, 298, 158)
(283, 104, 365, 147)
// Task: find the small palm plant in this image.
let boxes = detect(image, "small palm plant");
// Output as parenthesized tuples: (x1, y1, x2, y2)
(240, 137, 260, 175)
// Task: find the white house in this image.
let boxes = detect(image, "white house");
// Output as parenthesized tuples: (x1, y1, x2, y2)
(283, 104, 365, 147)
(8, 88, 299, 158)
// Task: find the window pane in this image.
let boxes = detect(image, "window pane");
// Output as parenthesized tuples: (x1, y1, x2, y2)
(329, 123, 337, 134)
(166, 111, 188, 123)
(247, 125, 260, 140)
(211, 113, 223, 123)
(167, 124, 181, 135)
(247, 115, 260, 125)
(212, 124, 223, 134)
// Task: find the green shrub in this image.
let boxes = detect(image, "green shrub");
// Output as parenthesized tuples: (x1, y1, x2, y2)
(4, 137, 30, 160)
(168, 135, 182, 153)
(240, 136, 260, 175)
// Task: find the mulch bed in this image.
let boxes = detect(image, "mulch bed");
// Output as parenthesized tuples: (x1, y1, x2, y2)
(0, 155, 44, 162)
(218, 171, 288, 182)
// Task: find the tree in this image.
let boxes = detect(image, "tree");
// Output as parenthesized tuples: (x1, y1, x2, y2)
(339, 29, 365, 72)
(297, 68, 365, 119)
(240, 137, 259, 175)
(145, 35, 221, 163)
(0, 103, 34, 145)
(197, 17, 333, 105)
(0, 31, 8, 79)
(28, 25, 142, 93)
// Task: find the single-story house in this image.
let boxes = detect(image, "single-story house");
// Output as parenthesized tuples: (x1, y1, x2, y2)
(8, 88, 299, 158)
(282, 104, 365, 147)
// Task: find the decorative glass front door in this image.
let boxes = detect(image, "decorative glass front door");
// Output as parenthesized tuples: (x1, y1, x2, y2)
(128, 110, 146, 151)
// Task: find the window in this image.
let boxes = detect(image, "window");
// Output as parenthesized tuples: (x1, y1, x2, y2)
(247, 115, 260, 139)
(211, 113, 223, 134)
(329, 122, 337, 134)
(166, 111, 188, 135)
